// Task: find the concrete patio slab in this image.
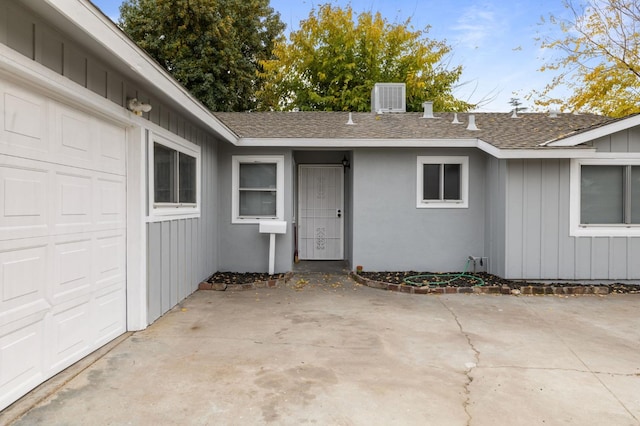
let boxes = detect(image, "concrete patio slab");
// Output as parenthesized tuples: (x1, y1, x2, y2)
(4, 274, 640, 425)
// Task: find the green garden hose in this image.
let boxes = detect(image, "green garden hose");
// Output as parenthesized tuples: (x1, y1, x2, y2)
(403, 258, 485, 287)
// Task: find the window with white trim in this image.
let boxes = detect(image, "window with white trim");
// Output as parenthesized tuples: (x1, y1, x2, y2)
(570, 159, 640, 236)
(149, 133, 201, 218)
(416, 156, 469, 208)
(232, 155, 284, 223)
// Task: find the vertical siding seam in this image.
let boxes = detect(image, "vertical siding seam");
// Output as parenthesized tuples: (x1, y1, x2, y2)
(158, 223, 162, 315)
(556, 161, 561, 278)
(31, 23, 35, 60)
(520, 161, 525, 279)
(608, 236, 613, 280)
(627, 237, 631, 279)
(590, 237, 595, 279)
(576, 237, 581, 280)
(538, 160, 543, 279)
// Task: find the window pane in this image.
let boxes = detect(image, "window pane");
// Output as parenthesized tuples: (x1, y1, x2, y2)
(632, 166, 640, 224)
(240, 163, 276, 189)
(154, 144, 176, 203)
(179, 153, 196, 203)
(443, 163, 461, 200)
(239, 191, 277, 216)
(581, 165, 624, 224)
(423, 164, 440, 200)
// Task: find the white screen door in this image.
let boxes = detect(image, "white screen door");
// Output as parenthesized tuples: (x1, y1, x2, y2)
(298, 165, 344, 260)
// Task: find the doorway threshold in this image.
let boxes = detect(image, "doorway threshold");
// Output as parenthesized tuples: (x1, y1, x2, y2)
(292, 260, 350, 274)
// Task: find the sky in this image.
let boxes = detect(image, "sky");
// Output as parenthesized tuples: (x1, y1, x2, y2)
(91, 0, 573, 112)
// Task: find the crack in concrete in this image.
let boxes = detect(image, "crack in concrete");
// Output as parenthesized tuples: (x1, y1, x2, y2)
(479, 365, 640, 377)
(439, 299, 479, 426)
(522, 299, 640, 424)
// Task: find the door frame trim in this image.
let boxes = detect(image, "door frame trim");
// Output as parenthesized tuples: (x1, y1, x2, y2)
(297, 164, 344, 260)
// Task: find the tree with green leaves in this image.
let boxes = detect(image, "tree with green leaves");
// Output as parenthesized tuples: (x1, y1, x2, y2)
(119, 0, 284, 112)
(533, 0, 640, 117)
(256, 4, 472, 112)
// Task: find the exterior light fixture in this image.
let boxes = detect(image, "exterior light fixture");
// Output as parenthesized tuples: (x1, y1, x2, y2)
(127, 98, 152, 116)
(342, 156, 350, 170)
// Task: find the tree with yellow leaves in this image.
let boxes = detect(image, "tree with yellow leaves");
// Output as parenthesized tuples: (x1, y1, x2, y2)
(256, 4, 472, 112)
(534, 0, 640, 117)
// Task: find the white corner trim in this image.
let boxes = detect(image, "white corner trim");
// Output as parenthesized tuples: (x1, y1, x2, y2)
(543, 115, 640, 147)
(126, 126, 147, 330)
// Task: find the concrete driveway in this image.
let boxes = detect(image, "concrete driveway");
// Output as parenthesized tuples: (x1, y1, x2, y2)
(5, 273, 640, 425)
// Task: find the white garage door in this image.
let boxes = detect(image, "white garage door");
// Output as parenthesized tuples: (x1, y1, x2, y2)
(0, 79, 127, 410)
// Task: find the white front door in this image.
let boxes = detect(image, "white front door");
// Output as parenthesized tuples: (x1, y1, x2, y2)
(298, 165, 344, 260)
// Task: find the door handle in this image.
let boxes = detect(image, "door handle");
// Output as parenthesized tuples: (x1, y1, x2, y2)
(336, 209, 342, 218)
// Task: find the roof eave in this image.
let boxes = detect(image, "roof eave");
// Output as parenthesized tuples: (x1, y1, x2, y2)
(238, 137, 601, 158)
(237, 138, 479, 148)
(542, 114, 640, 147)
(45, 0, 238, 144)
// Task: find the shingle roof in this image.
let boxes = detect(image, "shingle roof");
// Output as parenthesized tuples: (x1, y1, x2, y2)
(213, 111, 614, 149)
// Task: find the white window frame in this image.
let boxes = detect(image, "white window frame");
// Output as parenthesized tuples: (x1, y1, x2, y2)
(232, 155, 285, 224)
(570, 158, 640, 236)
(148, 131, 201, 221)
(416, 156, 469, 208)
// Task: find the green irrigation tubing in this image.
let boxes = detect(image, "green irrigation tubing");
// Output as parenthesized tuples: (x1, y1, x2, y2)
(402, 258, 485, 287)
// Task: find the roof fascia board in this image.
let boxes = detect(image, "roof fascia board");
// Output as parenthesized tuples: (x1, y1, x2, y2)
(543, 115, 640, 147)
(238, 137, 602, 158)
(45, 0, 238, 144)
(477, 140, 596, 158)
(237, 138, 480, 148)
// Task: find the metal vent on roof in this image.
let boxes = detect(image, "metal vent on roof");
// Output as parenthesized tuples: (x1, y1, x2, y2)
(371, 83, 406, 113)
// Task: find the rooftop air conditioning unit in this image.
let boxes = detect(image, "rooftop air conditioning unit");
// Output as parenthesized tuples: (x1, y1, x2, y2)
(371, 83, 406, 113)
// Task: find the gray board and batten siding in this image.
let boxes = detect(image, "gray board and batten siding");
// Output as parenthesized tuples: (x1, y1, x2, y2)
(484, 156, 508, 278)
(0, 1, 222, 324)
(351, 148, 487, 272)
(504, 128, 640, 281)
(147, 138, 219, 323)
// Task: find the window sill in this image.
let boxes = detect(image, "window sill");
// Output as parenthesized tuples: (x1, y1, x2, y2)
(417, 201, 468, 209)
(148, 206, 200, 222)
(154, 203, 197, 208)
(232, 217, 283, 225)
(571, 225, 640, 237)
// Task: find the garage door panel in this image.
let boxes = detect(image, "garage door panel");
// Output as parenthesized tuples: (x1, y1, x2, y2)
(48, 297, 91, 372)
(52, 239, 92, 304)
(99, 123, 126, 175)
(0, 245, 47, 314)
(0, 164, 49, 240)
(55, 171, 93, 231)
(57, 107, 93, 160)
(0, 319, 44, 409)
(96, 177, 125, 229)
(0, 84, 48, 155)
(93, 285, 125, 346)
(95, 233, 125, 288)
